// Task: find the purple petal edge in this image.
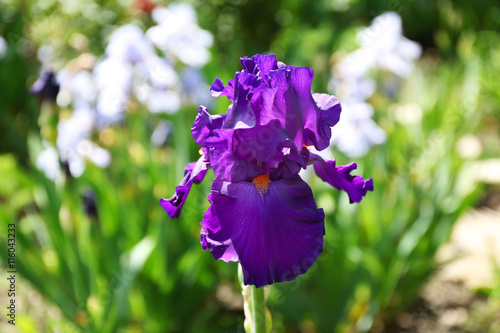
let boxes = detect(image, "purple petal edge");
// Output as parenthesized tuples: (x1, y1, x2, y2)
(313, 158, 373, 203)
(160, 156, 209, 219)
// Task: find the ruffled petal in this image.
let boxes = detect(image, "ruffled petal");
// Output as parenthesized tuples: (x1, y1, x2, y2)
(160, 156, 209, 218)
(191, 105, 226, 146)
(313, 157, 373, 203)
(221, 74, 258, 129)
(250, 67, 341, 151)
(240, 54, 278, 76)
(210, 77, 234, 100)
(233, 120, 309, 179)
(208, 55, 342, 155)
(195, 113, 308, 183)
(200, 176, 325, 287)
(203, 128, 263, 183)
(311, 93, 342, 148)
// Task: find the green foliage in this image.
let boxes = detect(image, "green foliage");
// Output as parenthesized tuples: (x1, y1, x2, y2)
(270, 57, 487, 332)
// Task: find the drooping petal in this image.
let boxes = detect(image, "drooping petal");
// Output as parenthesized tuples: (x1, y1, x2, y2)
(160, 156, 209, 218)
(313, 157, 373, 203)
(200, 175, 325, 287)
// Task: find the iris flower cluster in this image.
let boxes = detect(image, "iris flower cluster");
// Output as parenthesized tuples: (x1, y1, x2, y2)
(95, 2, 213, 124)
(33, 2, 212, 180)
(329, 12, 422, 158)
(161, 54, 373, 287)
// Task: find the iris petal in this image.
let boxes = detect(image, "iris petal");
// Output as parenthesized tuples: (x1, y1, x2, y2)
(210, 76, 237, 100)
(250, 67, 341, 151)
(160, 156, 209, 218)
(313, 157, 373, 203)
(200, 176, 325, 287)
(241, 54, 278, 76)
(192, 105, 226, 146)
(208, 55, 341, 153)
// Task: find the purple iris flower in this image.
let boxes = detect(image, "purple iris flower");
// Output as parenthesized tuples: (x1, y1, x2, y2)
(30, 70, 60, 102)
(160, 54, 373, 287)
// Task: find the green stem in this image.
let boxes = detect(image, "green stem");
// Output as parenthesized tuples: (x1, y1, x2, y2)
(251, 285, 266, 333)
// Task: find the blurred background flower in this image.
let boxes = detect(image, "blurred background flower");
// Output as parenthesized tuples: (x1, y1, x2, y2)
(1, 0, 500, 332)
(329, 12, 421, 158)
(146, 2, 213, 68)
(0, 35, 6, 59)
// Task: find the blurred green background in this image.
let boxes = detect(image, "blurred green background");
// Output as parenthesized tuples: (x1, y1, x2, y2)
(1, 0, 500, 332)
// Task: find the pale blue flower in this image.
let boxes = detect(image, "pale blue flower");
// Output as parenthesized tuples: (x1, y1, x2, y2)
(331, 99, 386, 158)
(36, 146, 62, 181)
(0, 36, 7, 59)
(146, 3, 213, 68)
(329, 12, 421, 157)
(357, 12, 422, 78)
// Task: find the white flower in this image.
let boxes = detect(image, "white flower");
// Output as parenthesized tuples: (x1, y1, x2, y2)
(54, 107, 110, 177)
(329, 73, 375, 101)
(95, 22, 187, 118)
(328, 12, 420, 157)
(0, 36, 7, 59)
(76, 139, 111, 169)
(357, 12, 422, 78)
(94, 57, 133, 92)
(36, 146, 62, 181)
(57, 108, 95, 154)
(151, 120, 172, 146)
(139, 55, 178, 89)
(132, 55, 181, 114)
(57, 69, 96, 109)
(180, 67, 211, 106)
(334, 49, 374, 82)
(133, 81, 152, 105)
(331, 99, 386, 158)
(146, 3, 213, 67)
(93, 57, 134, 126)
(106, 24, 155, 63)
(96, 87, 129, 126)
(147, 89, 181, 114)
(57, 129, 111, 178)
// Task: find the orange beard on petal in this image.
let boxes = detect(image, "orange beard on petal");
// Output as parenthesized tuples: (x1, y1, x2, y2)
(252, 174, 271, 195)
